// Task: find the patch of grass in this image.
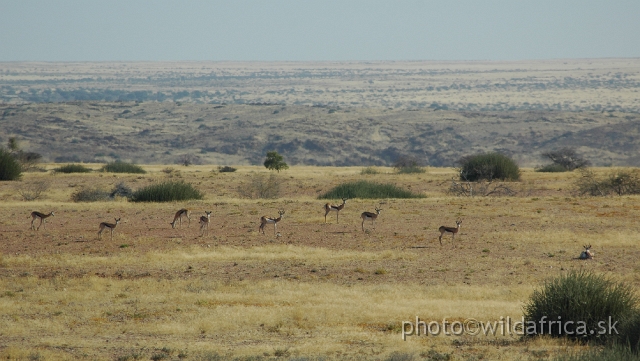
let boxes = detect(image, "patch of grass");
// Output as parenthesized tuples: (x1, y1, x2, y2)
(374, 269, 387, 275)
(396, 166, 426, 174)
(552, 345, 640, 361)
(101, 161, 146, 174)
(319, 180, 424, 199)
(130, 181, 204, 202)
(53, 163, 93, 173)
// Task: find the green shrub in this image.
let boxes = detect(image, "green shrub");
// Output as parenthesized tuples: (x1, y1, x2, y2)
(319, 181, 424, 199)
(620, 311, 640, 353)
(575, 169, 640, 196)
(71, 187, 111, 202)
(101, 161, 146, 174)
(53, 164, 93, 173)
(523, 270, 638, 343)
(130, 181, 203, 202)
(0, 148, 22, 181)
(458, 152, 520, 181)
(536, 164, 568, 173)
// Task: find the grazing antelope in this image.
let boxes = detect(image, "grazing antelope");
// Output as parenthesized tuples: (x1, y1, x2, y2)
(199, 211, 212, 236)
(361, 207, 381, 232)
(579, 245, 594, 260)
(30, 211, 54, 230)
(259, 209, 285, 235)
(438, 219, 462, 245)
(324, 198, 348, 224)
(98, 218, 121, 240)
(170, 208, 191, 229)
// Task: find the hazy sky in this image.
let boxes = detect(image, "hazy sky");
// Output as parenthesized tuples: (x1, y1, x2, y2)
(2, 0, 639, 62)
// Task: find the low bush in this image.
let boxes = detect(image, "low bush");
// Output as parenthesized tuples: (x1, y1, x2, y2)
(536, 164, 568, 173)
(523, 270, 638, 343)
(457, 152, 520, 181)
(319, 180, 424, 199)
(110, 181, 133, 199)
(360, 167, 380, 175)
(72, 187, 111, 202)
(101, 161, 146, 174)
(130, 181, 203, 202)
(396, 165, 426, 174)
(218, 166, 237, 173)
(575, 169, 640, 196)
(53, 164, 93, 173)
(0, 148, 22, 181)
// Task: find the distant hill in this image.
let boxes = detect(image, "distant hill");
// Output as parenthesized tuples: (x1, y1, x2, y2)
(1, 102, 638, 167)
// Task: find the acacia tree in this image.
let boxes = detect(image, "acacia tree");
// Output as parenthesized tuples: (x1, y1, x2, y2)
(541, 147, 590, 171)
(263, 151, 289, 172)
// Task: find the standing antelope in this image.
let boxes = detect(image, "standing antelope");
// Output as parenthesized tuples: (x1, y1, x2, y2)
(324, 198, 348, 223)
(438, 219, 462, 245)
(30, 211, 54, 230)
(98, 218, 121, 240)
(361, 207, 381, 232)
(199, 211, 212, 236)
(170, 208, 191, 229)
(579, 245, 594, 260)
(259, 209, 285, 235)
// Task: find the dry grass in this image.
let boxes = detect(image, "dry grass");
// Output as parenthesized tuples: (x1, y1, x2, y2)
(0, 165, 639, 360)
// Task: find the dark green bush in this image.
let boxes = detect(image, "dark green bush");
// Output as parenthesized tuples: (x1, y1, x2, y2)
(319, 181, 424, 199)
(110, 181, 133, 199)
(130, 181, 203, 202)
(218, 166, 237, 173)
(523, 270, 638, 343)
(620, 311, 640, 353)
(101, 161, 146, 174)
(71, 187, 111, 202)
(458, 152, 520, 181)
(53, 164, 93, 173)
(0, 148, 22, 181)
(396, 166, 426, 174)
(536, 164, 569, 173)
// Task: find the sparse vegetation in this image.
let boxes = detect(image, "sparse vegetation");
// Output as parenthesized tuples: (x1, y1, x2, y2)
(575, 168, 640, 196)
(536, 163, 570, 173)
(457, 152, 521, 182)
(18, 180, 50, 201)
(319, 180, 424, 199)
(101, 161, 146, 174)
(237, 173, 281, 199)
(130, 181, 203, 202)
(53, 164, 93, 173)
(71, 187, 111, 202)
(360, 167, 380, 175)
(393, 156, 425, 174)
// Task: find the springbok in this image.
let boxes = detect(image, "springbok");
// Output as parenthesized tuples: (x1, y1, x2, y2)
(199, 211, 212, 236)
(259, 209, 285, 235)
(324, 198, 348, 224)
(170, 208, 191, 229)
(30, 211, 54, 230)
(361, 207, 381, 231)
(98, 218, 121, 240)
(438, 219, 462, 245)
(579, 245, 594, 260)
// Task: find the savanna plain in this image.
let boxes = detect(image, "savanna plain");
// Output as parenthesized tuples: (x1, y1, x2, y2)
(1, 165, 639, 360)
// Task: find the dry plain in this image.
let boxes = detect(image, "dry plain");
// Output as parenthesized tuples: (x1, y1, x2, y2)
(1, 165, 639, 360)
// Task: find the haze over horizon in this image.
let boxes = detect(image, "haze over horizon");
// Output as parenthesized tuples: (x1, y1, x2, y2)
(2, 0, 639, 62)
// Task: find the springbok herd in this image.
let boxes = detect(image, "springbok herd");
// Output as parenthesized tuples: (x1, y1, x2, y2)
(28, 198, 460, 241)
(28, 203, 594, 258)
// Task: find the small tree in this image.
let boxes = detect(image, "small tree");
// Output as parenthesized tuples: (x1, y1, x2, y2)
(457, 152, 520, 182)
(541, 147, 590, 171)
(263, 151, 289, 172)
(393, 155, 425, 174)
